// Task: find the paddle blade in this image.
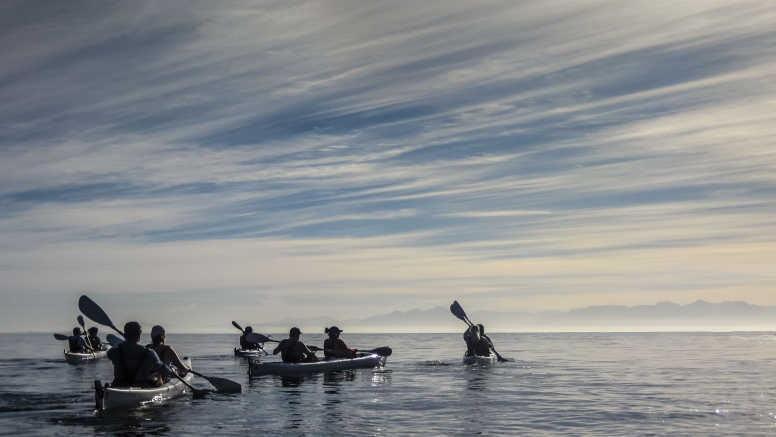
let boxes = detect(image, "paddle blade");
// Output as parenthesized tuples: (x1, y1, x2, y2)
(201, 375, 242, 393)
(231, 321, 244, 332)
(54, 333, 69, 341)
(106, 334, 124, 347)
(246, 332, 276, 344)
(450, 301, 471, 325)
(77, 315, 86, 330)
(78, 295, 114, 327)
(368, 346, 392, 357)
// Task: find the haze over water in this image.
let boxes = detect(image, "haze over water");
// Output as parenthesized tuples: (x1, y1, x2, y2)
(2, 332, 775, 436)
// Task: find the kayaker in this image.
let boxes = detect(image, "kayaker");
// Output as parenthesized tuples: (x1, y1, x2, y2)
(464, 325, 491, 356)
(87, 327, 103, 350)
(107, 322, 171, 387)
(68, 327, 92, 353)
(240, 326, 259, 350)
(323, 326, 357, 359)
(477, 324, 495, 353)
(273, 327, 318, 363)
(146, 325, 191, 376)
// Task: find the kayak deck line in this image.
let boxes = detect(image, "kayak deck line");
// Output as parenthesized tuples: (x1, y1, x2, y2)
(234, 347, 264, 358)
(462, 352, 497, 366)
(248, 353, 387, 376)
(94, 357, 194, 411)
(63, 347, 110, 364)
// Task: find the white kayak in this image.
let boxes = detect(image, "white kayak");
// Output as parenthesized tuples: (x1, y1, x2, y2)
(462, 352, 497, 366)
(94, 358, 194, 411)
(234, 347, 264, 358)
(249, 353, 386, 376)
(63, 347, 109, 364)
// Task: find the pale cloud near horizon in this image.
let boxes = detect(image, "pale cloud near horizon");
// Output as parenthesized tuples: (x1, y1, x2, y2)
(1, 0, 775, 332)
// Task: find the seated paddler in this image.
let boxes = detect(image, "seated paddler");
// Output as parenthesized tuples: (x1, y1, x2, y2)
(87, 327, 103, 350)
(273, 327, 318, 363)
(146, 325, 190, 375)
(68, 327, 93, 353)
(107, 322, 171, 387)
(239, 326, 259, 350)
(464, 325, 491, 357)
(323, 326, 357, 359)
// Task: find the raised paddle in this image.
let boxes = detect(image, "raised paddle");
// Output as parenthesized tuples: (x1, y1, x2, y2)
(106, 334, 242, 393)
(450, 301, 508, 363)
(77, 315, 96, 353)
(78, 295, 124, 337)
(233, 321, 268, 355)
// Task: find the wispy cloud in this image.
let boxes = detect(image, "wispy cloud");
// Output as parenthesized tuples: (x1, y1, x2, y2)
(1, 0, 775, 331)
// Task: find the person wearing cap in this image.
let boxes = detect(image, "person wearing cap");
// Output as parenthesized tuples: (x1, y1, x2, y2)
(68, 327, 93, 353)
(273, 327, 318, 363)
(146, 325, 190, 376)
(323, 326, 357, 359)
(87, 327, 103, 350)
(107, 322, 171, 387)
(239, 326, 259, 350)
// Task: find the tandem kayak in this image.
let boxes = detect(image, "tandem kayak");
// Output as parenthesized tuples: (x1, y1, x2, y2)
(249, 353, 386, 376)
(64, 347, 109, 364)
(94, 358, 194, 411)
(462, 352, 497, 366)
(234, 347, 264, 358)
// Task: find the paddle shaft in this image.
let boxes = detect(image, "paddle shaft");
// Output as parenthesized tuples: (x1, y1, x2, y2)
(77, 316, 96, 354)
(172, 373, 210, 396)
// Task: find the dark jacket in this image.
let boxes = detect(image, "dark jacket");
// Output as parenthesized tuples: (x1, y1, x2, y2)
(107, 342, 170, 386)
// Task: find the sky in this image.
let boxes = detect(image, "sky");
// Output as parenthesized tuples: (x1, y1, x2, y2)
(1, 0, 775, 333)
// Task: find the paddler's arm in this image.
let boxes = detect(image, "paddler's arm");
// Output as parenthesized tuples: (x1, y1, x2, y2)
(166, 347, 191, 375)
(272, 340, 284, 355)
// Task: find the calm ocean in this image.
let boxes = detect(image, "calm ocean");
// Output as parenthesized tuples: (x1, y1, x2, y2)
(0, 332, 775, 436)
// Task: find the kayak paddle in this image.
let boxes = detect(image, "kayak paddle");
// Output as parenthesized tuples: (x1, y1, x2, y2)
(106, 334, 124, 347)
(312, 346, 393, 357)
(106, 334, 242, 393)
(77, 315, 95, 353)
(54, 333, 70, 341)
(450, 301, 508, 363)
(78, 295, 125, 337)
(173, 373, 213, 397)
(246, 332, 277, 344)
(233, 321, 268, 355)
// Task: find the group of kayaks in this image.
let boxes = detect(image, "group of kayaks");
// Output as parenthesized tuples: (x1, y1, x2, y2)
(59, 296, 503, 411)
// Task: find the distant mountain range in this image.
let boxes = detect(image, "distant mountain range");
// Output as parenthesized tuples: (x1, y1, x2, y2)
(264, 301, 776, 333)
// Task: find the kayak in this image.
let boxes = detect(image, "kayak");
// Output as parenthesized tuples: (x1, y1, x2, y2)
(462, 352, 497, 366)
(234, 347, 264, 358)
(94, 358, 194, 411)
(63, 347, 109, 364)
(249, 353, 386, 376)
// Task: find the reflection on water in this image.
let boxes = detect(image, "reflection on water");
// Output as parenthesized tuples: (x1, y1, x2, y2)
(3, 333, 776, 436)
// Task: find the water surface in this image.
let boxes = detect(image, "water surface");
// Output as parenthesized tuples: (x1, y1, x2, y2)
(1, 332, 775, 435)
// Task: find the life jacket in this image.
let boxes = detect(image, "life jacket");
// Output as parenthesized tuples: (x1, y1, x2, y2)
(68, 336, 83, 353)
(280, 339, 299, 363)
(239, 334, 257, 350)
(88, 335, 102, 349)
(323, 338, 351, 359)
(116, 343, 148, 385)
(323, 338, 336, 358)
